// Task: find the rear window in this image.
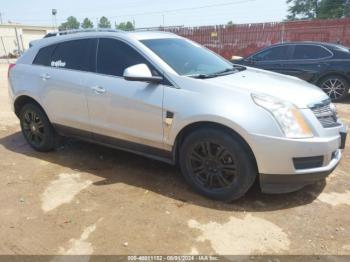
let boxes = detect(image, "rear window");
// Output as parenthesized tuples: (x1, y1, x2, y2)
(292, 45, 332, 60)
(33, 39, 96, 72)
(51, 39, 96, 72)
(33, 44, 57, 66)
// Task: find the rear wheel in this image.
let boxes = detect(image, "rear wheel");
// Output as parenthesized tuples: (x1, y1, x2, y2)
(19, 103, 56, 152)
(319, 75, 349, 101)
(179, 128, 257, 201)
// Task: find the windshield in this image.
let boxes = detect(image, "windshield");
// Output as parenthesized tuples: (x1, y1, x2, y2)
(141, 38, 237, 77)
(332, 44, 350, 53)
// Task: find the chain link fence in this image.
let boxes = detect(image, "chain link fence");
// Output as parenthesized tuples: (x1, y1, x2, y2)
(157, 18, 350, 59)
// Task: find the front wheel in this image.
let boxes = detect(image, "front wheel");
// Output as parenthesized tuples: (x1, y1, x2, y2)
(319, 75, 349, 101)
(19, 103, 56, 152)
(179, 128, 257, 201)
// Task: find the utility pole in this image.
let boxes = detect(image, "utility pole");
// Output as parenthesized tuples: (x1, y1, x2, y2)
(0, 12, 3, 24)
(14, 27, 22, 54)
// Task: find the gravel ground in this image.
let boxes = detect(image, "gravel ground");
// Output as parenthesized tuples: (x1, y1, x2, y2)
(0, 64, 349, 259)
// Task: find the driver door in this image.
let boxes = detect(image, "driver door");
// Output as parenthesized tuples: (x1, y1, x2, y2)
(85, 38, 166, 149)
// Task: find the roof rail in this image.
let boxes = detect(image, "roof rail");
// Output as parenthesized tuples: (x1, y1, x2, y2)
(44, 28, 124, 38)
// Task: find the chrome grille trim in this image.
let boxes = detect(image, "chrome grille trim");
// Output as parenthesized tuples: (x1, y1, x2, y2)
(309, 100, 340, 128)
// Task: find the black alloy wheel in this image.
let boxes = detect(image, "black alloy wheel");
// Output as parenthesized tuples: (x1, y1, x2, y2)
(179, 128, 257, 201)
(20, 103, 56, 152)
(188, 141, 238, 190)
(22, 109, 45, 147)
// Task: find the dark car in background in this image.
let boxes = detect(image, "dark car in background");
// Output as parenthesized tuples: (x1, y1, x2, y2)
(234, 42, 350, 101)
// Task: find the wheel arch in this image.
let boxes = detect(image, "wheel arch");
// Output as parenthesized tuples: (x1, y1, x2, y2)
(172, 121, 258, 172)
(14, 95, 48, 119)
(317, 71, 350, 86)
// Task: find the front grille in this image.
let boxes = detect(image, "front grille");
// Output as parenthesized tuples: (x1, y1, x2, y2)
(310, 100, 340, 128)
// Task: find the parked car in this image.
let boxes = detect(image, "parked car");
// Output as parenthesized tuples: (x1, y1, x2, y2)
(233, 42, 350, 101)
(8, 30, 348, 201)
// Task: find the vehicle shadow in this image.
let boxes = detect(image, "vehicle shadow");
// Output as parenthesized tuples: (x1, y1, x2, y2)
(0, 131, 326, 212)
(335, 96, 350, 104)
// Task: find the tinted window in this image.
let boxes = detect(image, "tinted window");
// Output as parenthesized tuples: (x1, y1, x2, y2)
(252, 46, 289, 61)
(51, 39, 96, 71)
(293, 45, 332, 60)
(141, 38, 234, 76)
(97, 38, 152, 77)
(33, 44, 57, 66)
(332, 44, 350, 53)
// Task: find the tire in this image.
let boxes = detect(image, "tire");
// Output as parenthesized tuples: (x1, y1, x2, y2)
(318, 75, 349, 102)
(19, 103, 56, 152)
(179, 128, 257, 201)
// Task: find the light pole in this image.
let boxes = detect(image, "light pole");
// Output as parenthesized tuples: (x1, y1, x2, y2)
(52, 9, 57, 31)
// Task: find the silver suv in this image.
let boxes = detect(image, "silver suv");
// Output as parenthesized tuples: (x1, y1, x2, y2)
(8, 30, 348, 201)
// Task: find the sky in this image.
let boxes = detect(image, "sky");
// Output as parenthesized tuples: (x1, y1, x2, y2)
(0, 0, 289, 28)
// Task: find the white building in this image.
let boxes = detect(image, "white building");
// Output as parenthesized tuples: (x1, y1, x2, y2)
(0, 24, 54, 57)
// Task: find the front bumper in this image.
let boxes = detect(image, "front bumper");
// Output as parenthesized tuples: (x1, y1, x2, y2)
(250, 124, 347, 175)
(259, 150, 340, 194)
(250, 123, 348, 194)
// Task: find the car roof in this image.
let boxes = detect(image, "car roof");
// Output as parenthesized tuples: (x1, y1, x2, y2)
(270, 41, 346, 49)
(31, 30, 180, 48)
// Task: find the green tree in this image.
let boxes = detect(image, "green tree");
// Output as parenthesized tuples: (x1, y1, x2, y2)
(318, 0, 349, 18)
(287, 0, 350, 20)
(286, 0, 320, 20)
(59, 16, 80, 30)
(98, 16, 111, 28)
(115, 21, 135, 31)
(81, 18, 94, 29)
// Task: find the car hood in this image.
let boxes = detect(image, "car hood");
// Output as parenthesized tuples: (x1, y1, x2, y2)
(205, 67, 329, 108)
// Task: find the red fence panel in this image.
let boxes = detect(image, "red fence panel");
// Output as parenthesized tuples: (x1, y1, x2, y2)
(159, 18, 350, 59)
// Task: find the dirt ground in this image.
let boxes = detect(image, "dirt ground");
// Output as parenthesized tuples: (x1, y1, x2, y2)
(0, 64, 349, 259)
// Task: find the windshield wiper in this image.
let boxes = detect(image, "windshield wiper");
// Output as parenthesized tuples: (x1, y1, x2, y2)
(188, 65, 246, 79)
(188, 74, 213, 79)
(212, 68, 237, 76)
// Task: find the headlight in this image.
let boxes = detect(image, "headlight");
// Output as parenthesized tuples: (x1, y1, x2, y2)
(252, 93, 313, 139)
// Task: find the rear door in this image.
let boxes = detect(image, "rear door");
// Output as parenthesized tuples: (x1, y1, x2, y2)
(244, 45, 292, 74)
(282, 44, 333, 82)
(33, 38, 97, 133)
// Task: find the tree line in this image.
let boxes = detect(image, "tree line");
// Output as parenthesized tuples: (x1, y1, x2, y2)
(287, 0, 350, 20)
(61, 1, 350, 30)
(59, 16, 135, 31)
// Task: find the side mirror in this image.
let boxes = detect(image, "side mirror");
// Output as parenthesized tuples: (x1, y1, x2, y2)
(123, 64, 163, 83)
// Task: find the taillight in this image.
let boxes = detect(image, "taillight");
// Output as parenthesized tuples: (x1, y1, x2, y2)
(8, 63, 15, 78)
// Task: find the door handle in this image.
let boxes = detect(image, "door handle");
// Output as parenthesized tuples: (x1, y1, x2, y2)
(91, 86, 106, 94)
(40, 73, 51, 81)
